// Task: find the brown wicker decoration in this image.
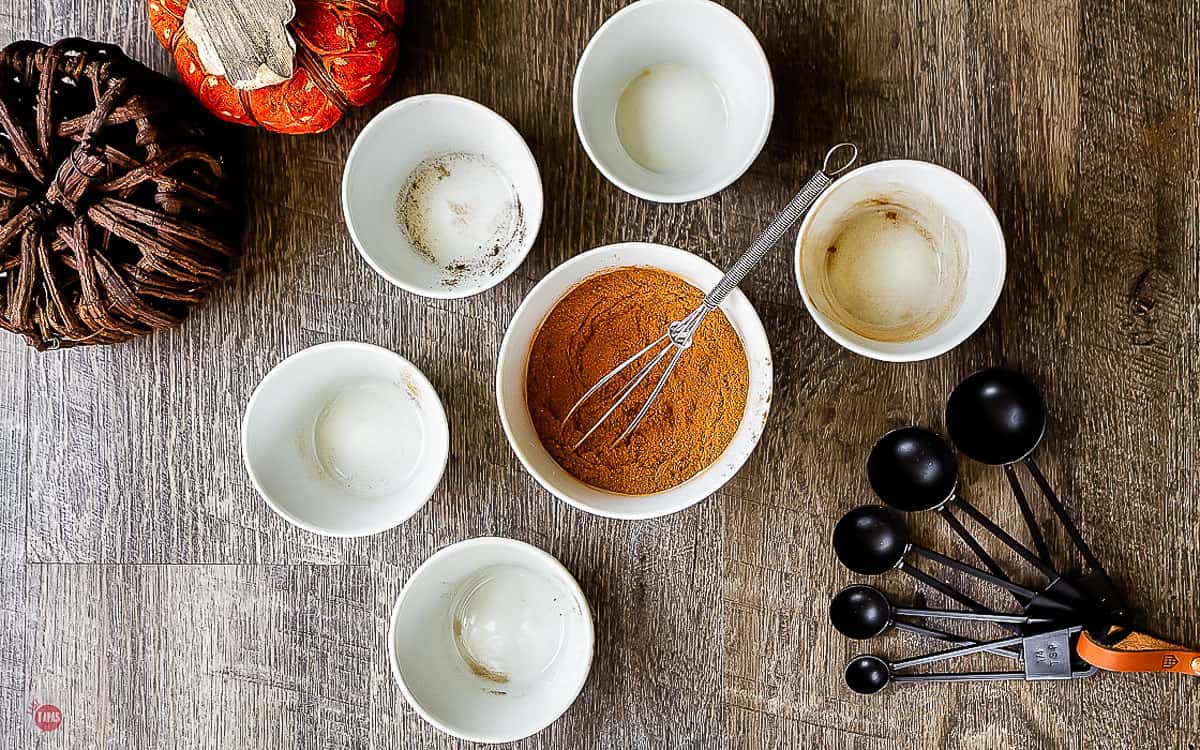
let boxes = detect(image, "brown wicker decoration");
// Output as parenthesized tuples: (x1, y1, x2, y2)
(0, 38, 240, 351)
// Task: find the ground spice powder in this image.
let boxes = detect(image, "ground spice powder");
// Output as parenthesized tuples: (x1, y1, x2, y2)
(525, 267, 749, 495)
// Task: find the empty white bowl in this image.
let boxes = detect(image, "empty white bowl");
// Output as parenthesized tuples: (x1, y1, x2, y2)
(794, 160, 1006, 362)
(342, 94, 544, 298)
(241, 341, 449, 537)
(388, 537, 594, 743)
(573, 0, 774, 202)
(496, 243, 772, 519)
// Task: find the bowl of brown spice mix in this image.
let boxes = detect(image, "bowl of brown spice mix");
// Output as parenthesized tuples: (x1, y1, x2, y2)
(497, 243, 772, 519)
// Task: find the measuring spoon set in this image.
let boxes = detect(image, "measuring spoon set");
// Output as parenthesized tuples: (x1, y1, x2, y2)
(830, 368, 1200, 693)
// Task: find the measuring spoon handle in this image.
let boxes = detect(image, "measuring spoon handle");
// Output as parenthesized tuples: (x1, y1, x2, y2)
(1024, 459, 1118, 585)
(910, 545, 1041, 600)
(1001, 464, 1053, 564)
(894, 671, 1027, 684)
(954, 493, 1062, 581)
(937, 506, 1026, 607)
(893, 621, 1021, 659)
(892, 634, 1026, 671)
(703, 143, 857, 309)
(893, 606, 1044, 625)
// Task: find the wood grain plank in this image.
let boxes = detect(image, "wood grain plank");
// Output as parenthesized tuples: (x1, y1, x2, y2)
(0, 340, 29, 744)
(3, 8, 38, 747)
(18, 564, 376, 748)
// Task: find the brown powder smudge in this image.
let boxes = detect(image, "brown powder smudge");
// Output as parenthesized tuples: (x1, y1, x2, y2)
(453, 618, 510, 684)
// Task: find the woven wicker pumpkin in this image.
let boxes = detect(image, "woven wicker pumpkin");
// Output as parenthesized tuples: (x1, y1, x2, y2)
(0, 38, 239, 351)
(148, 0, 405, 134)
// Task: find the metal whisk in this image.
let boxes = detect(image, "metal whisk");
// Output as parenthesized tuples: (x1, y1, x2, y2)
(565, 143, 859, 449)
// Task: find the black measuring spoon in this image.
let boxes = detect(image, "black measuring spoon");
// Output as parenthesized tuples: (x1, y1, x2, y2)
(830, 584, 1028, 657)
(833, 506, 992, 615)
(843, 625, 1093, 694)
(843, 633, 1028, 694)
(868, 427, 1086, 605)
(832, 506, 1076, 614)
(831, 584, 1052, 635)
(946, 368, 1128, 620)
(869, 427, 1020, 598)
(845, 654, 1030, 694)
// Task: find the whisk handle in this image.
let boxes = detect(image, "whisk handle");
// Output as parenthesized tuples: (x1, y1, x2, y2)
(703, 142, 857, 310)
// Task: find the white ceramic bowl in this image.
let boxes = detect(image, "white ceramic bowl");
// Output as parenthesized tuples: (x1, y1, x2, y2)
(241, 341, 449, 537)
(342, 94, 544, 298)
(388, 537, 594, 743)
(794, 160, 1007, 362)
(573, 0, 774, 203)
(496, 243, 772, 519)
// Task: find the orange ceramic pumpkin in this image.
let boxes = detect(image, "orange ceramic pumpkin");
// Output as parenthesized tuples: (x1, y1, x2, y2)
(148, 0, 404, 133)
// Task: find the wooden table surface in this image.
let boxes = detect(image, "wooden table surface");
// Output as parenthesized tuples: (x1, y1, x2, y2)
(2, 1, 1198, 748)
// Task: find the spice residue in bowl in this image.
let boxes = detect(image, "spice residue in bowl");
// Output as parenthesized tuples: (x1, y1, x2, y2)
(525, 267, 749, 495)
(449, 565, 569, 690)
(310, 380, 426, 497)
(395, 152, 525, 289)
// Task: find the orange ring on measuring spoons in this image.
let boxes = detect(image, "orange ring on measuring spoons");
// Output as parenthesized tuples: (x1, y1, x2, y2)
(1077, 627, 1200, 676)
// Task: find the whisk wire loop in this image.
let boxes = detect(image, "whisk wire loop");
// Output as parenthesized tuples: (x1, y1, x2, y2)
(571, 343, 673, 449)
(613, 346, 688, 445)
(561, 332, 669, 427)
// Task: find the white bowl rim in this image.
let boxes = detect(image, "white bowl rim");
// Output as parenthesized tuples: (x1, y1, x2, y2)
(341, 93, 545, 299)
(387, 536, 596, 744)
(496, 242, 773, 520)
(571, 0, 775, 204)
(240, 340, 450, 537)
(792, 159, 1008, 362)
